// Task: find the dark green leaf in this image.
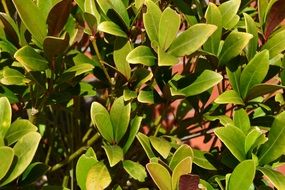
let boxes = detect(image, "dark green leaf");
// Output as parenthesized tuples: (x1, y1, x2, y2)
(193, 149, 216, 170)
(20, 162, 49, 185)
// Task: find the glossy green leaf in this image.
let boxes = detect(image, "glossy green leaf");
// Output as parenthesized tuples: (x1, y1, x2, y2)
(123, 160, 147, 182)
(158, 48, 178, 66)
(20, 162, 49, 185)
(219, 31, 253, 65)
(143, 0, 162, 42)
(123, 116, 142, 153)
(103, 145, 123, 167)
(246, 84, 285, 101)
(259, 167, 285, 190)
(1, 67, 30, 86)
(86, 161, 111, 190)
(215, 126, 246, 161)
(219, 0, 241, 29)
(215, 90, 244, 105)
(169, 144, 194, 170)
(0, 40, 17, 55)
(233, 108, 250, 134)
(126, 46, 156, 66)
(204, 114, 234, 127)
(76, 148, 98, 190)
(90, 102, 114, 143)
(110, 96, 131, 143)
(244, 13, 258, 60)
(146, 162, 172, 190)
(172, 157, 192, 189)
(228, 160, 256, 190)
(226, 67, 241, 95)
(14, 46, 49, 72)
(259, 111, 285, 164)
(114, 38, 132, 79)
(98, 21, 127, 38)
(5, 119, 37, 146)
(262, 28, 285, 58)
(168, 24, 217, 57)
(172, 70, 223, 97)
(65, 64, 94, 76)
(258, 0, 268, 27)
(149, 136, 171, 159)
(204, 3, 222, 55)
(0, 147, 14, 181)
(193, 149, 216, 170)
(136, 132, 155, 159)
(97, 0, 130, 27)
(0, 97, 11, 138)
(245, 127, 263, 154)
(138, 90, 154, 104)
(0, 132, 41, 186)
(12, 0, 46, 44)
(158, 7, 180, 50)
(240, 50, 269, 98)
(84, 0, 100, 24)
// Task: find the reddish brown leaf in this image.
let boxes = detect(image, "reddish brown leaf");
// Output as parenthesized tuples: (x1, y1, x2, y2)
(0, 13, 19, 46)
(264, 0, 285, 40)
(47, 0, 72, 36)
(179, 174, 200, 190)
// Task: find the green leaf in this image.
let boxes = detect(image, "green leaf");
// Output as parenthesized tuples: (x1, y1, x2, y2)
(171, 70, 223, 97)
(228, 160, 256, 190)
(14, 46, 49, 72)
(158, 48, 179, 66)
(1, 67, 30, 86)
(219, 31, 253, 65)
(0, 132, 41, 186)
(0, 97, 11, 138)
(123, 116, 142, 153)
(0, 147, 14, 181)
(114, 38, 132, 79)
(258, 167, 285, 190)
(5, 119, 37, 146)
(245, 127, 263, 154)
(215, 126, 246, 161)
(110, 96, 131, 143)
(169, 144, 194, 170)
(240, 50, 269, 98)
(215, 90, 244, 105)
(20, 162, 49, 185)
(76, 148, 98, 190)
(168, 24, 217, 57)
(246, 84, 285, 101)
(203, 3, 222, 55)
(204, 114, 234, 126)
(136, 132, 155, 159)
(126, 46, 156, 66)
(90, 102, 114, 143)
(193, 149, 216, 170)
(244, 13, 258, 60)
(262, 28, 285, 58)
(86, 161, 111, 190)
(226, 67, 241, 95)
(219, 0, 241, 30)
(149, 136, 171, 159)
(258, 111, 285, 164)
(146, 162, 172, 190)
(233, 108, 250, 134)
(12, 0, 47, 44)
(172, 157, 192, 189)
(143, 0, 162, 42)
(0, 40, 17, 55)
(84, 0, 100, 24)
(98, 21, 127, 38)
(158, 7, 180, 50)
(0, 13, 20, 45)
(103, 145, 123, 167)
(138, 90, 155, 104)
(65, 64, 94, 76)
(123, 160, 147, 182)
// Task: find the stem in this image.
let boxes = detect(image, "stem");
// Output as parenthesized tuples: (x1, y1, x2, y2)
(49, 133, 100, 172)
(2, 0, 10, 15)
(90, 37, 112, 84)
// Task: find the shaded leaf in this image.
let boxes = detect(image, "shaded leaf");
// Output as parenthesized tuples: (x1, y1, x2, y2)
(65, 64, 94, 76)
(20, 162, 49, 185)
(86, 162, 111, 190)
(126, 46, 156, 66)
(168, 24, 217, 57)
(146, 162, 172, 190)
(123, 160, 147, 182)
(259, 167, 285, 190)
(103, 145, 123, 167)
(0, 147, 14, 181)
(0, 13, 20, 45)
(246, 84, 285, 101)
(90, 102, 114, 143)
(43, 34, 70, 59)
(179, 174, 200, 190)
(123, 116, 142, 153)
(193, 149, 216, 170)
(215, 90, 244, 105)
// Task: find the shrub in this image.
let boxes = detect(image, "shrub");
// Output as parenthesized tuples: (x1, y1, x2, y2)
(0, 0, 285, 189)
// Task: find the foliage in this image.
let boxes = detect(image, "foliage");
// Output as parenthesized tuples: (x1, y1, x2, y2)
(0, 0, 285, 189)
